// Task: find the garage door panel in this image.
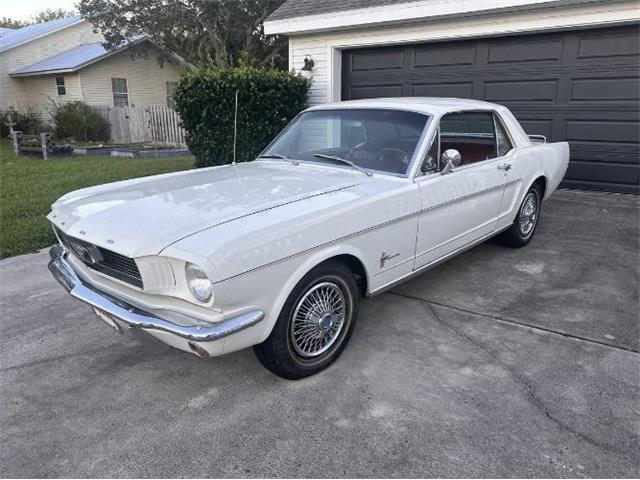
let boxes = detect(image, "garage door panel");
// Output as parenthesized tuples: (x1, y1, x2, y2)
(411, 82, 474, 98)
(484, 79, 560, 103)
(515, 118, 555, 138)
(349, 84, 404, 99)
(577, 28, 640, 60)
(487, 37, 564, 64)
(565, 119, 640, 144)
(569, 76, 640, 103)
(413, 44, 476, 67)
(569, 142, 639, 165)
(566, 161, 639, 187)
(351, 49, 403, 72)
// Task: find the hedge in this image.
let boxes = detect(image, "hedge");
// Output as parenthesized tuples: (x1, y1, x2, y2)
(50, 101, 109, 143)
(1, 107, 43, 137)
(174, 67, 311, 167)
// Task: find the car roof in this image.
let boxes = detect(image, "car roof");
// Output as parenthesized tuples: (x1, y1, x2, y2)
(306, 97, 505, 116)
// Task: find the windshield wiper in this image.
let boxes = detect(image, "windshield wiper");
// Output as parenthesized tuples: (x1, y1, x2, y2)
(257, 153, 299, 166)
(313, 154, 372, 176)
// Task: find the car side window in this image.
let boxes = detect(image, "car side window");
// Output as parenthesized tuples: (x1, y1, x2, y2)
(494, 114, 513, 157)
(440, 111, 497, 166)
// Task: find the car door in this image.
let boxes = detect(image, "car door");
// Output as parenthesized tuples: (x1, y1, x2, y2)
(493, 112, 527, 231)
(413, 110, 511, 270)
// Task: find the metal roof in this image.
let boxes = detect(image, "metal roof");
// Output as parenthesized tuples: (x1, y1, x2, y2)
(10, 37, 149, 76)
(0, 16, 83, 53)
(267, 0, 417, 21)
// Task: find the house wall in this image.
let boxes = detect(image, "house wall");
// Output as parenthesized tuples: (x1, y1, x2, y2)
(0, 21, 100, 112)
(287, 1, 640, 105)
(19, 73, 83, 118)
(79, 44, 181, 107)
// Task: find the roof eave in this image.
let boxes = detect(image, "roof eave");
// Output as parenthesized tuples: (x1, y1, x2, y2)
(264, 0, 616, 35)
(10, 68, 75, 77)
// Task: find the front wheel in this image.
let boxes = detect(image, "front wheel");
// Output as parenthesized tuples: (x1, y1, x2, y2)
(499, 183, 542, 248)
(254, 261, 359, 380)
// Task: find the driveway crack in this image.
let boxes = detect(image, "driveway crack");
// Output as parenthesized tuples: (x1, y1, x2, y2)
(404, 294, 632, 462)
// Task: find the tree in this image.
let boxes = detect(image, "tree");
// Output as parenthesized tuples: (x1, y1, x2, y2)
(31, 8, 76, 24)
(0, 17, 26, 29)
(78, 0, 288, 68)
(1, 9, 76, 29)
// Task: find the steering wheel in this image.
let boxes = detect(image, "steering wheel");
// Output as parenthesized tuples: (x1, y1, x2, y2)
(344, 141, 368, 161)
(374, 147, 410, 167)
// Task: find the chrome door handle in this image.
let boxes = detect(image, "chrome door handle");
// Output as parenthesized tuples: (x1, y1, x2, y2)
(497, 163, 512, 171)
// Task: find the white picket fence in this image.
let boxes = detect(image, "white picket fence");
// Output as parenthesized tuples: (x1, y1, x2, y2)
(91, 105, 186, 145)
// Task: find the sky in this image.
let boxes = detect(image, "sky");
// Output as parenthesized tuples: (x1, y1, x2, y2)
(3, 0, 78, 21)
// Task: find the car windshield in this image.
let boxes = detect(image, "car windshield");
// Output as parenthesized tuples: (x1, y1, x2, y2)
(262, 109, 430, 175)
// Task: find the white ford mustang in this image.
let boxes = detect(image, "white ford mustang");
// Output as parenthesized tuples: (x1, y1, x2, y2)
(48, 98, 569, 379)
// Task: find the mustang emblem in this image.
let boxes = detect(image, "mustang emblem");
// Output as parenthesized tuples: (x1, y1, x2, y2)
(379, 251, 400, 268)
(69, 241, 103, 265)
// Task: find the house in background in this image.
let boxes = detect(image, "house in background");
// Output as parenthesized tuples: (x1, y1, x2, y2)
(0, 16, 190, 121)
(265, 0, 639, 193)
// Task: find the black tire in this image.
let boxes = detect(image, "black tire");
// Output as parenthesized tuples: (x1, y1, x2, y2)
(254, 261, 360, 380)
(500, 183, 542, 248)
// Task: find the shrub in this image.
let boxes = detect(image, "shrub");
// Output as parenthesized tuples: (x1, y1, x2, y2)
(1, 106, 43, 136)
(50, 101, 109, 142)
(174, 66, 311, 167)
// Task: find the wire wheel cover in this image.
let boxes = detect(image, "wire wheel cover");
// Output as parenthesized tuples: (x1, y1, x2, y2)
(519, 191, 538, 237)
(290, 281, 347, 358)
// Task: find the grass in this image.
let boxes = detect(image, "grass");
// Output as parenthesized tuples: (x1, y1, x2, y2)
(0, 139, 194, 259)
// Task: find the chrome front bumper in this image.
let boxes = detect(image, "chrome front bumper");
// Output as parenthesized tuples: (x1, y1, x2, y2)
(48, 244, 264, 343)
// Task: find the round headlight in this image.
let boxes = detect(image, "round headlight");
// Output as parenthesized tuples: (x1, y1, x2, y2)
(185, 263, 213, 303)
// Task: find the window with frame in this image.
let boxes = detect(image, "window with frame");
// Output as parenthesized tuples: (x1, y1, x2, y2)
(55, 76, 66, 96)
(440, 111, 497, 166)
(111, 78, 129, 107)
(263, 109, 430, 175)
(421, 132, 439, 174)
(166, 81, 177, 107)
(494, 115, 513, 157)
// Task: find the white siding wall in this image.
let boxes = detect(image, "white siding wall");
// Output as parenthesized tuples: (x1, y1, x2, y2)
(0, 21, 100, 112)
(20, 73, 83, 118)
(79, 44, 181, 107)
(288, 1, 640, 105)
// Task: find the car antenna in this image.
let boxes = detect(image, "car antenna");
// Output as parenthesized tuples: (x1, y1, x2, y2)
(232, 90, 238, 165)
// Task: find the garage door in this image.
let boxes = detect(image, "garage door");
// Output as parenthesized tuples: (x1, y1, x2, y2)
(342, 25, 640, 193)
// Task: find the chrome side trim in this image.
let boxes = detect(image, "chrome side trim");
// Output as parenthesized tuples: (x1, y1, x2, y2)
(48, 245, 264, 342)
(369, 224, 511, 296)
(419, 179, 520, 214)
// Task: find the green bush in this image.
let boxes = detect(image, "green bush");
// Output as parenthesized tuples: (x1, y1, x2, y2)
(50, 101, 109, 142)
(1, 107, 43, 136)
(174, 67, 311, 167)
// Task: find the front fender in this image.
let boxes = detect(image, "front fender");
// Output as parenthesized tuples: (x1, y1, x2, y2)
(214, 243, 371, 354)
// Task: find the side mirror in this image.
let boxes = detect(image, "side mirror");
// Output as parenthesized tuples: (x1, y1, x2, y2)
(440, 149, 462, 175)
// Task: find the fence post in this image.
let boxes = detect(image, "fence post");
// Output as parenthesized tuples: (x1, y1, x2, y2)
(11, 131, 22, 157)
(40, 132, 50, 160)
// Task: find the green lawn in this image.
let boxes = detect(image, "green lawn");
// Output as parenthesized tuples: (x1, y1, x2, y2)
(0, 140, 194, 259)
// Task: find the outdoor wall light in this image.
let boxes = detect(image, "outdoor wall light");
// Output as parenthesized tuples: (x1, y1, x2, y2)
(301, 55, 315, 71)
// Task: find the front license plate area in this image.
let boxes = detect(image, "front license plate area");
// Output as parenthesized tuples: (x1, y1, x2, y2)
(93, 307, 123, 334)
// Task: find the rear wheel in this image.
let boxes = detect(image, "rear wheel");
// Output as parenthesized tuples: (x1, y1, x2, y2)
(500, 183, 542, 248)
(254, 261, 359, 380)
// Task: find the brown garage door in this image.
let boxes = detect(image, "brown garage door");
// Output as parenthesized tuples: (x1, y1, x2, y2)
(341, 24, 640, 193)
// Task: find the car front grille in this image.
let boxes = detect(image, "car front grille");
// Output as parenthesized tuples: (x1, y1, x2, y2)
(55, 228, 143, 288)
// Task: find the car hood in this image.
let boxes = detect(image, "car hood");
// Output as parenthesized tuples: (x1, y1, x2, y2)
(48, 161, 362, 257)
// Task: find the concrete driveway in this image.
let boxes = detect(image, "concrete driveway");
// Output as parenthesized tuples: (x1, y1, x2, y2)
(1, 190, 638, 478)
